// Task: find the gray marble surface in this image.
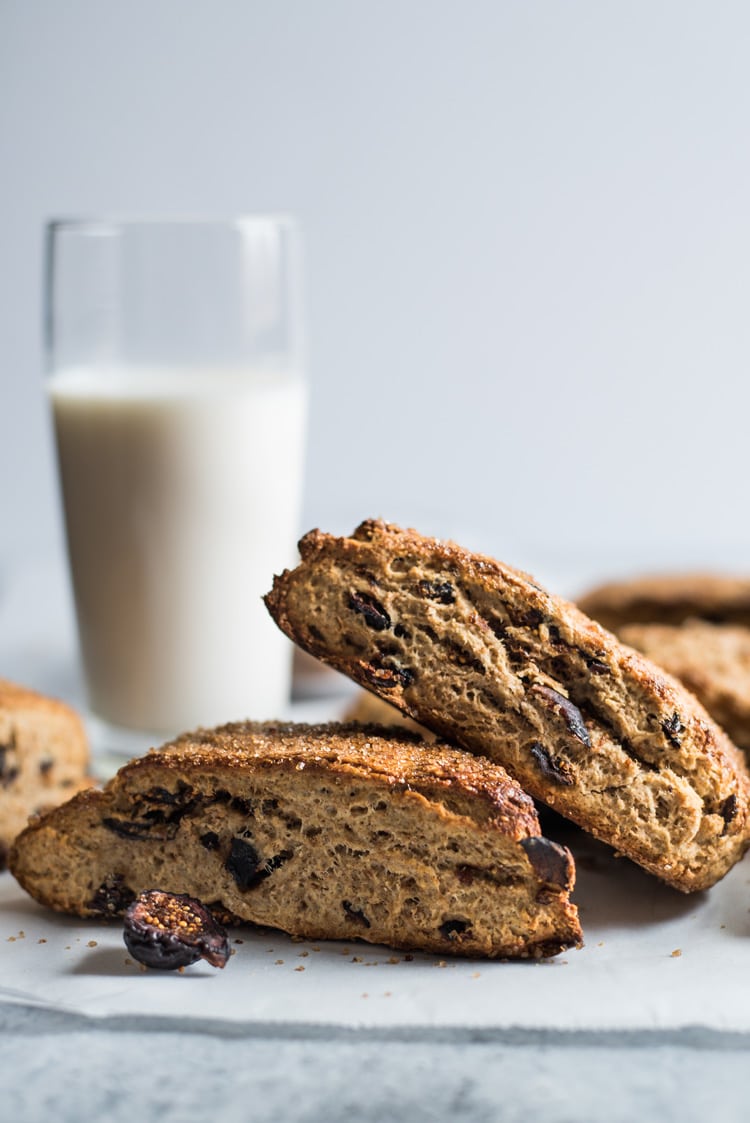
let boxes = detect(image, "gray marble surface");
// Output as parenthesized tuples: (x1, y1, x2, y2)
(3, 1004, 750, 1123)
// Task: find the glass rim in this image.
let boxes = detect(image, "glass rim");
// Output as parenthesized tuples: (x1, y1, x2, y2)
(46, 214, 298, 235)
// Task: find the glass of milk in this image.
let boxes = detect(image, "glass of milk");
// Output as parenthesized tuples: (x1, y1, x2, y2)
(45, 217, 307, 745)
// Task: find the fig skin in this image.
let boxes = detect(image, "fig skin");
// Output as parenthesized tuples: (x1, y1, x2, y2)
(123, 889, 230, 970)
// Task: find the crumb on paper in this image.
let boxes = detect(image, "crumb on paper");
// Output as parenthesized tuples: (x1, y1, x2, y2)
(341, 947, 351, 956)
(87, 940, 98, 948)
(352, 956, 363, 963)
(671, 948, 682, 958)
(234, 939, 244, 945)
(387, 956, 400, 965)
(471, 972, 481, 979)
(6, 937, 15, 943)
(294, 965, 305, 972)
(275, 959, 284, 965)
(18, 931, 25, 939)
(312, 946, 321, 953)
(404, 954, 414, 962)
(37, 938, 47, 945)
(124, 958, 134, 966)
(434, 961, 447, 969)
(597, 941, 604, 947)
(297, 950, 309, 958)
(229, 948, 236, 957)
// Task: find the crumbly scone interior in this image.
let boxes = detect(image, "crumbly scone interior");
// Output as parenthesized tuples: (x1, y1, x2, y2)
(11, 736, 581, 959)
(266, 523, 750, 890)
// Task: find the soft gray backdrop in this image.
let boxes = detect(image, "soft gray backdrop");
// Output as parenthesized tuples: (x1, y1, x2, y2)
(3, 0, 750, 594)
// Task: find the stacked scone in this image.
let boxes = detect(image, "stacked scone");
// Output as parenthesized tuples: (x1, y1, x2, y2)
(580, 574, 750, 755)
(10, 523, 750, 960)
(264, 521, 750, 893)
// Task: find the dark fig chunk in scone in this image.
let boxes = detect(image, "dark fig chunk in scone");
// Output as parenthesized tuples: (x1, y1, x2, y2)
(264, 521, 750, 892)
(9, 721, 581, 960)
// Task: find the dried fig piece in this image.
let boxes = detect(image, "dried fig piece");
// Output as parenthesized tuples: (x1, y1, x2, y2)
(416, 579, 456, 604)
(530, 684, 591, 747)
(529, 741, 574, 786)
(349, 591, 391, 631)
(123, 889, 230, 970)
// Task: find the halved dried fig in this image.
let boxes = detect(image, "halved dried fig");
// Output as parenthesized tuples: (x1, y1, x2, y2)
(123, 889, 230, 970)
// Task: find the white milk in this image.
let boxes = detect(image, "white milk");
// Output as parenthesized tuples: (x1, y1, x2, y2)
(49, 366, 307, 734)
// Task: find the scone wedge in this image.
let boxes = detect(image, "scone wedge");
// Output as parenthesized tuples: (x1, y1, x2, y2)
(0, 679, 91, 867)
(265, 521, 750, 892)
(578, 573, 750, 632)
(9, 721, 582, 959)
(620, 620, 750, 754)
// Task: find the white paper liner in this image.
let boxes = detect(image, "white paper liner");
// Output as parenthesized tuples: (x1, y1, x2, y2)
(2, 827, 749, 1031)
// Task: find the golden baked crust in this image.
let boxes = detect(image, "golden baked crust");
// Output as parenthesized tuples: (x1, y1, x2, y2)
(265, 520, 750, 892)
(620, 621, 750, 754)
(0, 678, 91, 866)
(9, 721, 581, 959)
(578, 573, 750, 631)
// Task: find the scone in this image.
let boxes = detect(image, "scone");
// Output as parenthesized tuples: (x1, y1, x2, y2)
(0, 679, 91, 867)
(264, 520, 750, 892)
(578, 573, 750, 632)
(620, 620, 750, 753)
(9, 721, 582, 959)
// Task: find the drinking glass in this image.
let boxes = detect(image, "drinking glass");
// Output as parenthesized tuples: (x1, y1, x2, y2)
(45, 217, 307, 743)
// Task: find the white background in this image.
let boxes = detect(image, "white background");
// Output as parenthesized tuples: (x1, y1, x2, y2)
(2, 0, 750, 598)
